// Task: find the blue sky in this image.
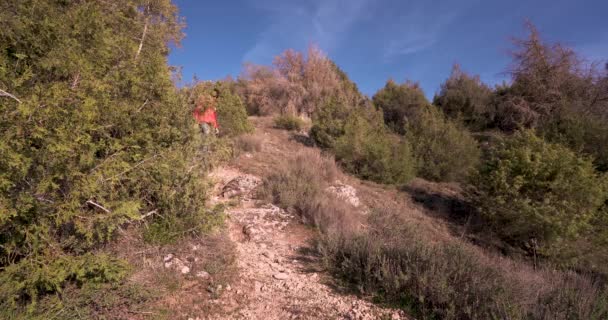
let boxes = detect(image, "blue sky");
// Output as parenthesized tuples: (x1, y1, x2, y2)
(169, 0, 608, 98)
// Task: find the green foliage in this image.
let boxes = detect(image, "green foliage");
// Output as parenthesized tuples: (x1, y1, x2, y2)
(469, 130, 607, 250)
(273, 115, 305, 131)
(541, 112, 608, 172)
(2, 282, 157, 320)
(319, 210, 608, 320)
(186, 81, 252, 137)
(0, 0, 219, 306)
(434, 65, 495, 131)
(310, 97, 352, 149)
(0, 253, 129, 309)
(372, 79, 430, 134)
(216, 86, 253, 137)
(406, 106, 480, 182)
(334, 108, 416, 184)
(143, 204, 224, 245)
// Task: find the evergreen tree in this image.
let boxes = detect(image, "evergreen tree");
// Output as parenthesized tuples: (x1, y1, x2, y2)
(0, 0, 219, 305)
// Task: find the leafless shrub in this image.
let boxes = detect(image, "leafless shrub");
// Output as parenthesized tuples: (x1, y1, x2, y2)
(238, 45, 358, 117)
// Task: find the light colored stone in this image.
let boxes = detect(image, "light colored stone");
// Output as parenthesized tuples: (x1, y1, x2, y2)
(273, 272, 289, 280)
(254, 281, 263, 292)
(163, 253, 174, 262)
(196, 271, 210, 279)
(181, 266, 191, 274)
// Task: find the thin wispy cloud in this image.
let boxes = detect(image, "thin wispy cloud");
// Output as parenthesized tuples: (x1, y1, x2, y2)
(381, 4, 466, 60)
(243, 0, 370, 62)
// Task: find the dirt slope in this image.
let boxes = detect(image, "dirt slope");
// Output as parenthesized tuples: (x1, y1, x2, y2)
(122, 117, 461, 319)
(196, 117, 414, 319)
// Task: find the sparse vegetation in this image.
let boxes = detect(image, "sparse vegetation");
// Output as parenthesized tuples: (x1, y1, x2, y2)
(319, 209, 608, 320)
(235, 133, 263, 153)
(261, 149, 361, 233)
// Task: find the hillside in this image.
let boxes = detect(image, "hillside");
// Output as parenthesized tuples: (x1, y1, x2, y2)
(2, 1, 607, 319)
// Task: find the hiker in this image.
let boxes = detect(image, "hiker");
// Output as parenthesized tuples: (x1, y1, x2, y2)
(193, 90, 219, 135)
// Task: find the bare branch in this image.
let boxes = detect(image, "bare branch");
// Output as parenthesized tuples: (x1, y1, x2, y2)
(136, 99, 149, 112)
(71, 72, 80, 89)
(0, 88, 22, 104)
(140, 209, 158, 219)
(135, 13, 150, 60)
(86, 200, 111, 213)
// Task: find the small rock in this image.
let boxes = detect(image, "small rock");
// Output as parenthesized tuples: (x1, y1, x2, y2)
(254, 281, 263, 292)
(273, 272, 289, 280)
(226, 284, 231, 291)
(163, 254, 174, 262)
(262, 251, 274, 260)
(164, 262, 173, 269)
(196, 271, 210, 279)
(181, 266, 191, 274)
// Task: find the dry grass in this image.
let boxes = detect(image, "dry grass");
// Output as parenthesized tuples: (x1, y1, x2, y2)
(240, 116, 608, 320)
(319, 208, 608, 320)
(260, 148, 362, 234)
(235, 133, 263, 153)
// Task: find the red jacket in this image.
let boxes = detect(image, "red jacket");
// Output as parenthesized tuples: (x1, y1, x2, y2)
(193, 107, 218, 129)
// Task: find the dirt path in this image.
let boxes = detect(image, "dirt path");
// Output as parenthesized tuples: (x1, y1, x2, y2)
(192, 116, 411, 319)
(203, 165, 407, 320)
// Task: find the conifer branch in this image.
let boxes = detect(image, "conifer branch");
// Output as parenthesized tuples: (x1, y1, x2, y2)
(0, 88, 22, 103)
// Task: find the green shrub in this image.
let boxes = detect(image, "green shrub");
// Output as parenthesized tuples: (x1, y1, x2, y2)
(334, 108, 416, 185)
(0, 0, 220, 306)
(372, 79, 430, 134)
(433, 65, 495, 131)
(319, 210, 608, 320)
(406, 106, 480, 182)
(216, 87, 253, 137)
(310, 97, 352, 148)
(469, 130, 607, 251)
(541, 113, 608, 172)
(187, 81, 253, 137)
(0, 254, 129, 309)
(273, 115, 305, 131)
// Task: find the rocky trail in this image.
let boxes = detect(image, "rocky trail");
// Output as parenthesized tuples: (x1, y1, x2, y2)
(145, 117, 450, 319)
(199, 165, 406, 320)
